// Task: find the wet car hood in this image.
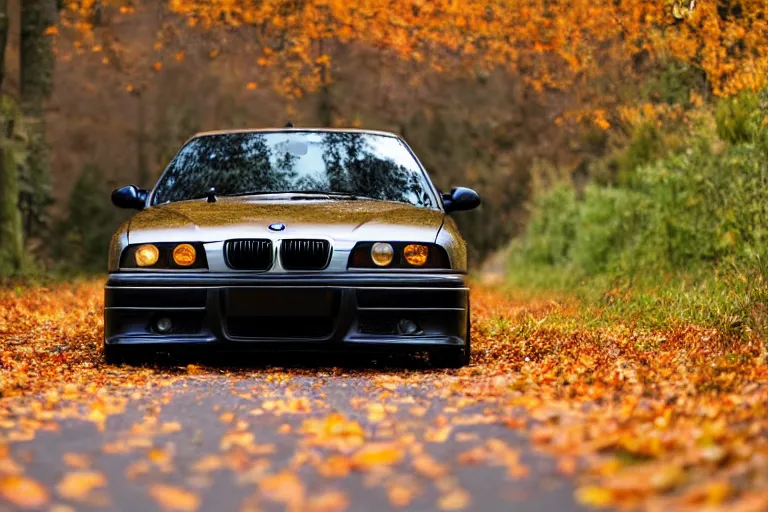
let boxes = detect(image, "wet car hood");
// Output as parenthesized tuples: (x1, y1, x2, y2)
(127, 197, 445, 244)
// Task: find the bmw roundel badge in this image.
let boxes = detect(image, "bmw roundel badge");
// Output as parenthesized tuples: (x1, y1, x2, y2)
(269, 222, 286, 231)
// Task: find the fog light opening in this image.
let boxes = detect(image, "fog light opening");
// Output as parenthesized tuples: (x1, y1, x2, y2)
(155, 317, 173, 333)
(397, 319, 421, 336)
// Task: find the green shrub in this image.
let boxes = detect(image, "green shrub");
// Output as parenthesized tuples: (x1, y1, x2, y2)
(642, 60, 709, 106)
(616, 122, 665, 182)
(570, 186, 646, 275)
(509, 108, 768, 333)
(519, 184, 578, 266)
(634, 136, 768, 266)
(715, 91, 767, 144)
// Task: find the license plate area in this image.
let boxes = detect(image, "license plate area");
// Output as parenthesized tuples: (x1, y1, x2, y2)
(224, 288, 338, 339)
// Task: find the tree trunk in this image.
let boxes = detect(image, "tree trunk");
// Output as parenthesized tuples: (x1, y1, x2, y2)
(0, 0, 8, 90)
(316, 39, 334, 127)
(0, 0, 23, 274)
(0, 138, 23, 274)
(20, 0, 56, 240)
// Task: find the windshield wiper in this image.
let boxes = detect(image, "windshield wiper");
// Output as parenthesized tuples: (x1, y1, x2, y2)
(287, 190, 365, 200)
(210, 190, 380, 201)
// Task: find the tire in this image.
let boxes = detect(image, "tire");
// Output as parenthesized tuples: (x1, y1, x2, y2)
(430, 347, 469, 368)
(430, 300, 471, 368)
(104, 344, 125, 365)
(104, 344, 146, 365)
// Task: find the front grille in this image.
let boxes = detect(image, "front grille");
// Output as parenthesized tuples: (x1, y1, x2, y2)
(280, 239, 331, 270)
(225, 239, 273, 270)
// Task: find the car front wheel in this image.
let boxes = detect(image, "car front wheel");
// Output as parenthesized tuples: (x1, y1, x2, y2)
(104, 344, 125, 365)
(103, 344, 146, 365)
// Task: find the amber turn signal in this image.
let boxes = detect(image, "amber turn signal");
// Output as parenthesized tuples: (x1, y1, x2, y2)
(403, 244, 429, 266)
(135, 244, 159, 267)
(172, 243, 197, 266)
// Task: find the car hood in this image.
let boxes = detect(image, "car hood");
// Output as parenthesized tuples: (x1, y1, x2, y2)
(127, 198, 445, 244)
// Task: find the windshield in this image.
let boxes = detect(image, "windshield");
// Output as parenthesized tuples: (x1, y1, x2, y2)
(151, 131, 436, 208)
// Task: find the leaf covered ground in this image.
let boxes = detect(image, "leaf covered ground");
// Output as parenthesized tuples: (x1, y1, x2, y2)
(0, 280, 766, 510)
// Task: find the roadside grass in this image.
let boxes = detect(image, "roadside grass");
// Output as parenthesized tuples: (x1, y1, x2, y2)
(502, 257, 768, 362)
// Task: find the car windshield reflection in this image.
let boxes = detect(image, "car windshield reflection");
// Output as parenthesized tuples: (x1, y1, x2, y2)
(152, 131, 436, 208)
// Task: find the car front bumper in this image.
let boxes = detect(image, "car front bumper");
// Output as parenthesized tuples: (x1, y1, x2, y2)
(104, 272, 469, 353)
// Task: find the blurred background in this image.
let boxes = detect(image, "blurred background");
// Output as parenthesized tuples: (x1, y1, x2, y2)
(1, 1, 767, 310)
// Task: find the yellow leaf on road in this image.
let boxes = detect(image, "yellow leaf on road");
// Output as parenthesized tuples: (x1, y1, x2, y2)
(317, 455, 351, 478)
(438, 488, 471, 510)
(301, 414, 365, 451)
(388, 484, 416, 508)
(62, 452, 91, 469)
(0, 475, 49, 509)
(56, 470, 106, 502)
(425, 425, 452, 443)
(306, 490, 349, 512)
(412, 455, 448, 479)
(148, 448, 172, 466)
(220, 431, 254, 450)
(350, 443, 403, 471)
(259, 471, 305, 507)
(649, 464, 685, 492)
(575, 485, 614, 507)
(148, 484, 199, 512)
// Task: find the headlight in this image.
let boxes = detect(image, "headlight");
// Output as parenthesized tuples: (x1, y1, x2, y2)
(348, 242, 450, 269)
(121, 243, 208, 269)
(172, 243, 196, 266)
(135, 244, 159, 267)
(371, 242, 394, 267)
(403, 244, 429, 266)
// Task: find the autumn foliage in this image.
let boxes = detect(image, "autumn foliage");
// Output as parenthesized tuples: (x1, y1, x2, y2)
(60, 1, 768, 101)
(0, 2, 763, 509)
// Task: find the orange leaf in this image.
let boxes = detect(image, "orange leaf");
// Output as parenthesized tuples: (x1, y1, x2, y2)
(350, 443, 403, 471)
(259, 471, 305, 507)
(56, 470, 106, 502)
(306, 490, 349, 512)
(0, 475, 49, 509)
(438, 488, 471, 510)
(148, 484, 199, 512)
(576, 486, 614, 507)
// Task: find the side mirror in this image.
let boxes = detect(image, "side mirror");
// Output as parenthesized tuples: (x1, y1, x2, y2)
(442, 187, 481, 213)
(112, 185, 148, 210)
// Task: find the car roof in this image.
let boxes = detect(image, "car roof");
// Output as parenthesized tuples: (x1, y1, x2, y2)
(192, 128, 400, 139)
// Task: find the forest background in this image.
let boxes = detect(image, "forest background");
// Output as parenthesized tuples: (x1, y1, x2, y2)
(1, 0, 768, 338)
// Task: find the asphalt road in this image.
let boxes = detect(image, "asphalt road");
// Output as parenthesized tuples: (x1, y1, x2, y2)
(1, 355, 585, 512)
